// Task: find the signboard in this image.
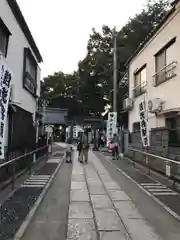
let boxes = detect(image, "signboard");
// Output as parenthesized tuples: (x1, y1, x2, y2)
(83, 116, 102, 129)
(0, 54, 13, 159)
(24, 73, 36, 95)
(106, 112, 117, 146)
(139, 100, 150, 147)
(45, 125, 53, 133)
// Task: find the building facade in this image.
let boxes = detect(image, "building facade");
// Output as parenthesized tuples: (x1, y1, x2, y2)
(125, 1, 180, 156)
(0, 0, 43, 158)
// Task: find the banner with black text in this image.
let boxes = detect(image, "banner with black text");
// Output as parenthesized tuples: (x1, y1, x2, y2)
(0, 54, 13, 159)
(139, 100, 150, 147)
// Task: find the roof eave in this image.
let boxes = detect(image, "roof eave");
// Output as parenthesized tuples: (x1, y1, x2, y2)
(6, 0, 43, 63)
(125, 5, 176, 67)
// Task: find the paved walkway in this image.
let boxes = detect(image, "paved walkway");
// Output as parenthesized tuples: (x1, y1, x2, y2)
(2, 143, 180, 239)
(99, 150, 180, 219)
(21, 145, 163, 240)
(67, 151, 162, 240)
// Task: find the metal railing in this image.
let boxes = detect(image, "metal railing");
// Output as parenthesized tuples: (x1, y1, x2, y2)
(0, 145, 48, 190)
(133, 81, 147, 98)
(153, 61, 177, 86)
(128, 147, 180, 187)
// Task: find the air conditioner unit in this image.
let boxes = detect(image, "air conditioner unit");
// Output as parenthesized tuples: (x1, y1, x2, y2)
(123, 98, 133, 110)
(148, 98, 163, 113)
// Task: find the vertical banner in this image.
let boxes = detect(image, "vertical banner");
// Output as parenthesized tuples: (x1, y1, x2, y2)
(0, 54, 13, 159)
(139, 100, 150, 147)
(106, 112, 117, 146)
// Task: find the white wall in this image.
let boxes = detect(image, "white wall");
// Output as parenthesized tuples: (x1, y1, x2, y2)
(36, 65, 41, 98)
(129, 4, 180, 132)
(0, 0, 41, 116)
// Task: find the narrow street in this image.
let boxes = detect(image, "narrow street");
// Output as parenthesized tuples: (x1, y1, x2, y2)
(5, 143, 179, 240)
(1, 0, 180, 239)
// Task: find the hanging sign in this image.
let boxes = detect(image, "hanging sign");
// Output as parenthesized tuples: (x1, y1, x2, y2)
(0, 54, 13, 159)
(139, 100, 150, 147)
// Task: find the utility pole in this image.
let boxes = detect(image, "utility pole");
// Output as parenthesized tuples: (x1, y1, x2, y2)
(113, 28, 117, 113)
(41, 99, 49, 136)
(113, 27, 124, 157)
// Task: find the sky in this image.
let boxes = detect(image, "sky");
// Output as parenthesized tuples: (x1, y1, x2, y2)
(16, 0, 147, 78)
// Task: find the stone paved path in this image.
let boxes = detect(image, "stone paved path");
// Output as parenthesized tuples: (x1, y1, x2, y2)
(67, 151, 163, 240)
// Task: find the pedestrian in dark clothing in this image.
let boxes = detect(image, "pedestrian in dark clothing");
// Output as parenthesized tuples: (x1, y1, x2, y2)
(80, 130, 90, 163)
(77, 140, 82, 161)
(112, 133, 119, 160)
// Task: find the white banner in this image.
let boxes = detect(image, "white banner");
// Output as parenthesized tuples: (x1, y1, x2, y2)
(0, 54, 13, 159)
(45, 125, 53, 133)
(139, 100, 150, 147)
(106, 112, 117, 146)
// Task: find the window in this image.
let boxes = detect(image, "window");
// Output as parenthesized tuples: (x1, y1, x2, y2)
(166, 117, 177, 129)
(23, 48, 37, 96)
(133, 65, 147, 98)
(154, 37, 177, 86)
(0, 18, 11, 57)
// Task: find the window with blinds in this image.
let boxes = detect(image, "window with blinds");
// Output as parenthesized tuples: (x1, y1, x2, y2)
(154, 37, 177, 86)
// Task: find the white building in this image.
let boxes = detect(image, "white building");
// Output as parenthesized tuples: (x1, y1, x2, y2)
(0, 0, 43, 154)
(125, 0, 180, 148)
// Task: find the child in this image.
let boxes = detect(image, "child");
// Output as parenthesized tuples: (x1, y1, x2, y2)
(66, 138, 73, 163)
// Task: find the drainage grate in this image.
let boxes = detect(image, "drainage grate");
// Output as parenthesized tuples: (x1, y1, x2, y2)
(36, 163, 58, 175)
(0, 187, 42, 240)
(0, 148, 63, 239)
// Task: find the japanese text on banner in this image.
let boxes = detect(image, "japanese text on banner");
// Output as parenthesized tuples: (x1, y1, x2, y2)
(106, 112, 117, 146)
(0, 54, 12, 159)
(139, 100, 150, 147)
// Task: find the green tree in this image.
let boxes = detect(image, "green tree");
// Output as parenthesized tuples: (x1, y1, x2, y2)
(77, 0, 170, 115)
(41, 71, 83, 119)
(41, 0, 170, 120)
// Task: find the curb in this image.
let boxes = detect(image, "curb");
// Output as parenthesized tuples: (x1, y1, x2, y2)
(14, 153, 65, 240)
(98, 151, 180, 222)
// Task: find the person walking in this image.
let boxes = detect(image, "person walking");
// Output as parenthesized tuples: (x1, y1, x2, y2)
(112, 133, 119, 160)
(66, 138, 73, 163)
(77, 138, 82, 161)
(80, 130, 90, 163)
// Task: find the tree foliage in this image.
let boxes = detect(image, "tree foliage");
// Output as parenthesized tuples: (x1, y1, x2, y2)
(41, 0, 170, 120)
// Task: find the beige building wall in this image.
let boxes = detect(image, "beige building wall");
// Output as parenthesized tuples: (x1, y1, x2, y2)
(129, 3, 180, 132)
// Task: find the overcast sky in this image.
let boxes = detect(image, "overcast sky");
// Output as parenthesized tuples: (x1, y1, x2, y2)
(17, 0, 146, 78)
